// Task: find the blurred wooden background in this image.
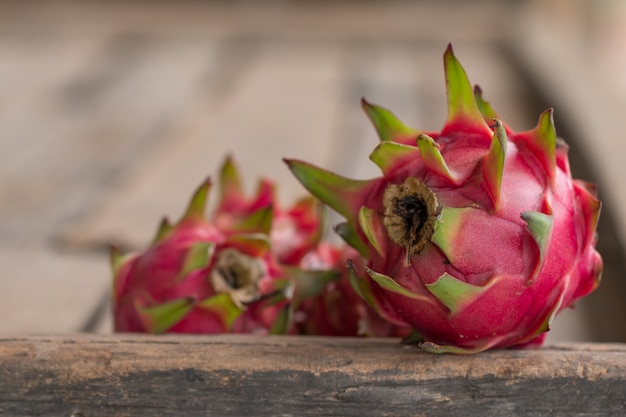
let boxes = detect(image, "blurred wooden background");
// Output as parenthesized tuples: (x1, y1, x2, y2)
(1, 0, 625, 343)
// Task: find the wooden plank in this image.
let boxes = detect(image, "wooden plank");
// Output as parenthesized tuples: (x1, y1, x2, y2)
(0, 335, 624, 416)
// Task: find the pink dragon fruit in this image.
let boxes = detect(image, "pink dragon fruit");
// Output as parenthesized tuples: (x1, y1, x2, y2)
(285, 44, 602, 353)
(294, 243, 411, 337)
(112, 157, 330, 335)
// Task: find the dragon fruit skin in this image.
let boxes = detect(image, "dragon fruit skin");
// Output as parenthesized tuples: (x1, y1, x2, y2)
(112, 157, 329, 335)
(294, 243, 411, 337)
(286, 44, 602, 353)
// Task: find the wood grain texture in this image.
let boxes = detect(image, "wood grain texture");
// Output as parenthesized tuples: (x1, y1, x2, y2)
(1, 334, 625, 416)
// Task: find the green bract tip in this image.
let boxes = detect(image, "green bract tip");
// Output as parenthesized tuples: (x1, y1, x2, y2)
(358, 206, 387, 257)
(425, 273, 490, 315)
(151, 217, 173, 244)
(231, 205, 274, 235)
(219, 155, 243, 204)
(347, 260, 380, 315)
(529, 108, 557, 185)
(366, 267, 429, 302)
(482, 119, 507, 210)
(181, 178, 212, 222)
(361, 98, 417, 142)
(135, 296, 195, 334)
(176, 242, 215, 282)
(443, 43, 490, 135)
(284, 159, 372, 221)
(473, 85, 498, 120)
(416, 133, 458, 184)
(369, 141, 421, 177)
(521, 211, 554, 282)
(198, 293, 244, 330)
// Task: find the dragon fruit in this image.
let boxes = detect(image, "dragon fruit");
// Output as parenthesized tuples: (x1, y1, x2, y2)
(111, 157, 330, 335)
(285, 44, 602, 353)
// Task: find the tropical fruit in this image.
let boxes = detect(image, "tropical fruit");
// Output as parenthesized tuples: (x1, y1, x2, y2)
(286, 44, 602, 353)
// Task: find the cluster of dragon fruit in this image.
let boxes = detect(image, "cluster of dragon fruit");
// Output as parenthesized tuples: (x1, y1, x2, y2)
(112, 45, 602, 353)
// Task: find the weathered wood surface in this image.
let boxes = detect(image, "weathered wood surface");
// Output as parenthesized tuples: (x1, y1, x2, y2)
(0, 334, 625, 417)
